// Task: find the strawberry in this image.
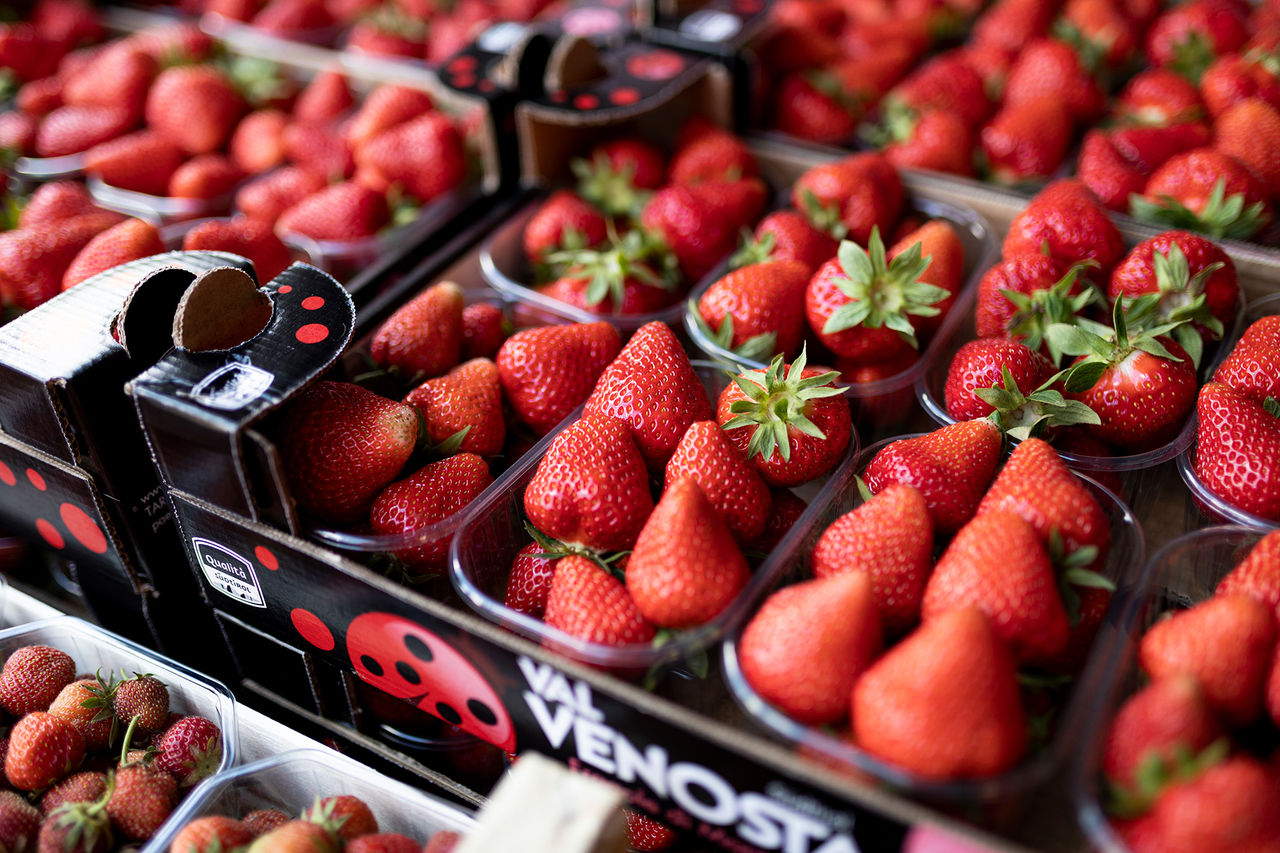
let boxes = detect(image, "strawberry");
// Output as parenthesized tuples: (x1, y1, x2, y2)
(972, 0, 1057, 52)
(1216, 530, 1280, 615)
(1214, 314, 1280, 402)
(1003, 179, 1125, 276)
(943, 338, 1056, 422)
(243, 809, 291, 835)
(811, 483, 933, 635)
(168, 815, 257, 852)
(583, 321, 713, 470)
(283, 122, 354, 182)
(234, 166, 326, 223)
(773, 69, 864, 144)
(665, 420, 772, 542)
(863, 419, 1003, 534)
(83, 131, 185, 197)
(1077, 130, 1152, 212)
(61, 218, 164, 292)
(293, 69, 353, 126)
(730, 210, 838, 275)
(112, 674, 168, 731)
(1102, 674, 1225, 793)
(277, 181, 389, 242)
(302, 794, 377, 841)
(146, 64, 246, 155)
(46, 679, 112, 751)
(883, 53, 993, 129)
(695, 259, 810, 361)
(571, 137, 666, 216)
(355, 112, 466, 204)
(1002, 37, 1106, 122)
(345, 85, 434, 154)
(0, 212, 124, 311)
(1201, 53, 1280, 118)
(544, 555, 654, 646)
(1192, 382, 1280, 521)
(852, 607, 1027, 779)
(1131, 148, 1271, 241)
(181, 217, 294, 284)
(980, 98, 1074, 185)
(792, 152, 904, 245)
(229, 108, 290, 174)
(1215, 97, 1280, 198)
(168, 155, 245, 201)
(740, 572, 881, 725)
(524, 413, 653, 552)
(923, 509, 1069, 665)
(40, 770, 107, 815)
(6, 711, 85, 791)
(1140, 594, 1275, 725)
(37, 799, 110, 853)
(749, 488, 809, 553)
(1145, 0, 1249, 80)
(405, 359, 504, 458)
(0, 644, 75, 716)
(277, 381, 418, 524)
(61, 45, 154, 122)
(0, 790, 38, 852)
(369, 281, 463, 380)
(245, 819, 339, 853)
(1115, 68, 1206, 126)
(624, 810, 676, 852)
(717, 350, 851, 487)
(346, 10, 425, 60)
(521, 190, 607, 263)
(152, 715, 222, 786)
(883, 109, 976, 177)
(537, 250, 677, 317)
(121, 22, 213, 64)
(888, 220, 965, 338)
(347, 834, 420, 853)
(640, 178, 769, 283)
(626, 478, 750, 628)
(0, 110, 38, 157)
(973, 252, 1072, 341)
(370, 453, 494, 570)
(504, 541, 558, 619)
(34, 104, 134, 158)
(460, 302, 506, 361)
(1144, 756, 1280, 852)
(667, 118, 757, 185)
(106, 763, 177, 840)
(495, 321, 620, 436)
(1058, 0, 1139, 69)
(422, 830, 462, 853)
(18, 77, 64, 116)
(19, 181, 98, 229)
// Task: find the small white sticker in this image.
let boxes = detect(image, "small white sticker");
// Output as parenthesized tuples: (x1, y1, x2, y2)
(679, 9, 740, 40)
(477, 22, 526, 52)
(192, 537, 266, 608)
(190, 363, 274, 411)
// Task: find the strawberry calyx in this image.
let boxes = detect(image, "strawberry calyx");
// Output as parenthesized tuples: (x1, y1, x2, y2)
(523, 521, 628, 579)
(1053, 294, 1192, 392)
(356, 4, 428, 40)
(863, 99, 920, 149)
(804, 69, 863, 119)
(546, 226, 679, 309)
(220, 54, 294, 109)
(1124, 244, 1225, 368)
(729, 228, 776, 269)
(720, 346, 844, 462)
(570, 151, 651, 219)
(47, 773, 115, 851)
(1266, 397, 1280, 419)
(821, 227, 949, 348)
(1106, 737, 1230, 818)
(117, 713, 157, 768)
(82, 669, 122, 746)
(303, 795, 353, 838)
(797, 187, 847, 240)
(1168, 31, 1217, 83)
(1128, 178, 1269, 242)
(1047, 528, 1112, 623)
(976, 366, 1102, 441)
(688, 299, 778, 363)
(1000, 262, 1102, 364)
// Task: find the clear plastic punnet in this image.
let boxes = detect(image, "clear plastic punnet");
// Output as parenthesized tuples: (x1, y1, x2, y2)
(143, 747, 475, 852)
(721, 433, 1146, 826)
(449, 360, 861, 675)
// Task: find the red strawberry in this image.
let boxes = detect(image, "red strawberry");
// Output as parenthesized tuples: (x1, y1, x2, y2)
(974, 252, 1073, 342)
(624, 810, 675, 852)
(46, 679, 112, 751)
(6, 711, 84, 791)
(504, 541, 558, 619)
(1145, 0, 1249, 80)
(748, 488, 808, 553)
(355, 112, 466, 204)
(640, 178, 769, 282)
(152, 715, 222, 786)
(1216, 530, 1280, 616)
(1077, 130, 1152, 212)
(17, 77, 64, 117)
(1144, 756, 1280, 853)
(1131, 148, 1271, 241)
(37, 799, 110, 853)
(242, 809, 291, 835)
(345, 84, 435, 154)
(112, 674, 168, 731)
(495, 321, 621, 436)
(106, 763, 178, 840)
(852, 607, 1027, 779)
(283, 122, 354, 182)
(244, 820, 339, 853)
(229, 108, 290, 174)
(0, 790, 39, 852)
(571, 137, 667, 217)
(717, 350, 851, 487)
(0, 212, 124, 311)
(521, 190, 607, 263)
(626, 478, 750, 628)
(1115, 68, 1206, 126)
(0, 644, 75, 716)
(168, 816, 257, 852)
(1059, 0, 1140, 69)
(1140, 594, 1276, 725)
(120, 22, 213, 64)
(168, 155, 245, 201)
(773, 68, 864, 145)
(944, 338, 1056, 422)
(19, 181, 98, 229)
(811, 483, 933, 634)
(369, 281, 463, 379)
(544, 554, 655, 645)
(792, 152, 904, 245)
(278, 181, 389, 242)
(1192, 382, 1280, 521)
(460, 302, 506, 361)
(277, 380, 418, 524)
(524, 414, 654, 552)
(695, 259, 810, 361)
(863, 419, 1003, 534)
(34, 104, 134, 158)
(182, 217, 294, 284)
(40, 770, 107, 815)
(972, 0, 1057, 52)
(665, 420, 772, 542)
(883, 109, 976, 177)
(667, 119, 757, 185)
(731, 210, 838, 275)
(83, 131, 185, 197)
(61, 45, 154, 121)
(405, 358, 504, 458)
(980, 98, 1074, 185)
(1102, 674, 1224, 791)
(884, 53, 993, 129)
(1214, 315, 1280, 402)
(1002, 37, 1106, 122)
(537, 266, 676, 317)
(740, 572, 881, 724)
(1215, 97, 1280, 198)
(0, 110, 39, 158)
(421, 829, 461, 853)
(293, 69, 353, 126)
(234, 166, 326, 223)
(302, 794, 377, 841)
(347, 833, 420, 853)
(1200, 53, 1280, 118)
(583, 321, 713, 470)
(146, 64, 246, 155)
(61, 218, 164, 291)
(1003, 182, 1124, 283)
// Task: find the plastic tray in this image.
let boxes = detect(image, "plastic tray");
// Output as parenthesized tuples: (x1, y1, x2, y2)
(143, 747, 474, 852)
(721, 433, 1145, 824)
(449, 359, 861, 673)
(88, 175, 233, 224)
(1175, 293, 1280, 531)
(12, 152, 86, 182)
(683, 196, 999, 414)
(159, 217, 324, 273)
(1072, 524, 1268, 853)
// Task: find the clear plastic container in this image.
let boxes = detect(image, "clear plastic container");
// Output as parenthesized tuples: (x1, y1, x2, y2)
(449, 360, 861, 674)
(720, 433, 1145, 825)
(12, 152, 86, 182)
(1175, 293, 1280, 532)
(684, 197, 999, 428)
(159, 216, 323, 273)
(87, 176, 233, 223)
(142, 747, 475, 853)
(1073, 524, 1268, 853)
(0, 615, 238, 769)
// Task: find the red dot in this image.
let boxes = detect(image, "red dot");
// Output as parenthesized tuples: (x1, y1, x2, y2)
(301, 295, 325, 310)
(626, 50, 686, 81)
(255, 546, 279, 571)
(448, 55, 477, 72)
(296, 324, 329, 344)
(573, 93, 599, 110)
(452, 72, 476, 88)
(291, 608, 335, 651)
(35, 519, 64, 549)
(26, 470, 46, 491)
(609, 87, 641, 105)
(60, 504, 108, 554)
(278, 285, 293, 293)
(0, 462, 13, 487)
(478, 79, 496, 93)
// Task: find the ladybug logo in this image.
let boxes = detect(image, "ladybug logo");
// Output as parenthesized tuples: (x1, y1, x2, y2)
(346, 612, 517, 752)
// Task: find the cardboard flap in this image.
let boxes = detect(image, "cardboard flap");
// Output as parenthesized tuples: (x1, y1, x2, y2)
(117, 267, 204, 365)
(544, 36, 608, 91)
(173, 267, 274, 353)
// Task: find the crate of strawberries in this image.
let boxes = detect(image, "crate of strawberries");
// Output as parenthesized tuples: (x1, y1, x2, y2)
(0, 615, 237, 851)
